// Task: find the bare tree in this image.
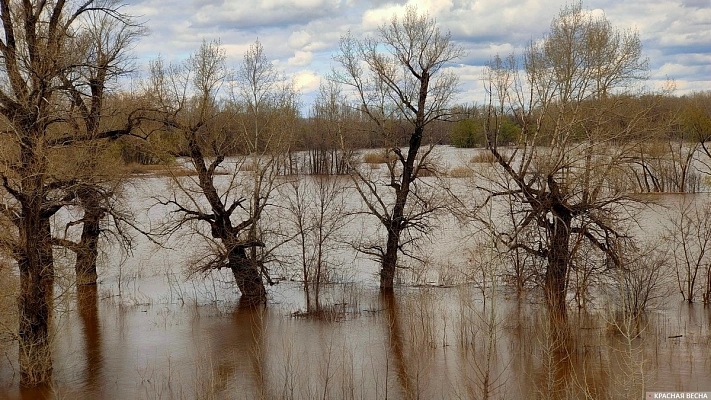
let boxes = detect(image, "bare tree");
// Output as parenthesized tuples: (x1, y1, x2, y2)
(152, 40, 298, 303)
(682, 92, 711, 175)
(150, 41, 265, 302)
(624, 97, 702, 194)
(333, 6, 464, 290)
(233, 39, 298, 156)
(0, 0, 144, 386)
(480, 3, 663, 319)
(230, 39, 299, 269)
(54, 4, 147, 286)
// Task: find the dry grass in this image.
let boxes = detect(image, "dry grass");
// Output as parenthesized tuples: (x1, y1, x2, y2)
(125, 163, 186, 176)
(448, 166, 474, 178)
(291, 304, 349, 322)
(638, 140, 667, 157)
(362, 151, 396, 164)
(469, 151, 497, 164)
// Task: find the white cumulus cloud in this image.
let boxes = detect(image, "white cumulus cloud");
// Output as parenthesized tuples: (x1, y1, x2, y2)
(289, 51, 314, 67)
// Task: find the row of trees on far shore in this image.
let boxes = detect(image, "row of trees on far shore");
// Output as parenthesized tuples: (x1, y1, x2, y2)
(2, 0, 711, 388)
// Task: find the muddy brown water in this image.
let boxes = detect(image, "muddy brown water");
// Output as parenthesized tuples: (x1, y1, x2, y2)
(2, 158, 711, 399)
(1, 280, 709, 399)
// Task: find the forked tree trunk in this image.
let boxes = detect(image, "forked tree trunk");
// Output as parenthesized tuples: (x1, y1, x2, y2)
(18, 214, 55, 386)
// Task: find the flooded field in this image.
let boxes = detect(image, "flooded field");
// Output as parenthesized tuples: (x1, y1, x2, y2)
(1, 149, 711, 399)
(1, 280, 710, 399)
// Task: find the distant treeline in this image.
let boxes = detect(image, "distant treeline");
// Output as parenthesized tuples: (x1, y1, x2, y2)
(113, 90, 711, 170)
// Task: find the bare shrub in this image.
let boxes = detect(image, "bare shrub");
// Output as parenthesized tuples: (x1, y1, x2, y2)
(282, 176, 352, 312)
(664, 198, 711, 303)
(238, 161, 256, 172)
(455, 259, 509, 399)
(608, 240, 672, 317)
(601, 305, 649, 399)
(416, 166, 437, 177)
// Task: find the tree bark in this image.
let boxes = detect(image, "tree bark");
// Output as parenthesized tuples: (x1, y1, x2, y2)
(18, 214, 54, 386)
(545, 208, 571, 321)
(381, 223, 402, 290)
(75, 203, 104, 286)
(380, 126, 420, 290)
(228, 245, 266, 304)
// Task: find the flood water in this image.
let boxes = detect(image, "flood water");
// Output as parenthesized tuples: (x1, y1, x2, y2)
(2, 281, 710, 399)
(1, 149, 711, 399)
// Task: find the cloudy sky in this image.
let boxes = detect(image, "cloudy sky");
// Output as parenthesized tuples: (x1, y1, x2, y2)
(123, 0, 711, 111)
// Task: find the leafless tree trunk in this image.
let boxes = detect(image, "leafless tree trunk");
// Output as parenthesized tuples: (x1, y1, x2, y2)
(333, 6, 463, 290)
(58, 9, 146, 286)
(74, 186, 106, 286)
(16, 210, 54, 385)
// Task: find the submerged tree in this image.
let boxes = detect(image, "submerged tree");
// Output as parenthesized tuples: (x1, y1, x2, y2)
(333, 6, 464, 289)
(55, 4, 147, 286)
(152, 40, 297, 303)
(480, 3, 663, 319)
(150, 41, 263, 301)
(0, 0, 143, 386)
